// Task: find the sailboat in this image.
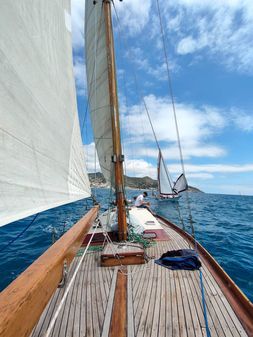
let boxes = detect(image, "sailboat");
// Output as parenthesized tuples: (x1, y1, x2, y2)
(157, 150, 188, 201)
(0, 1, 253, 337)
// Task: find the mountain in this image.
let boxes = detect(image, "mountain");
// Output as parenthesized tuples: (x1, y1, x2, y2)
(88, 173, 203, 192)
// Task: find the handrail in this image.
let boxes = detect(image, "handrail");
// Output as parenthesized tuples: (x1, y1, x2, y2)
(0, 206, 99, 337)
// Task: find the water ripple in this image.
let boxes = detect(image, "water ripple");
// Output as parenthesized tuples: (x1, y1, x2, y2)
(0, 191, 252, 302)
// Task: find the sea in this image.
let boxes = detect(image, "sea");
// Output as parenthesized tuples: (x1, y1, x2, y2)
(0, 189, 252, 302)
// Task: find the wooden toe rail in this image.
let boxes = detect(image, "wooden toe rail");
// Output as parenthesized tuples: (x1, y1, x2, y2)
(0, 206, 99, 337)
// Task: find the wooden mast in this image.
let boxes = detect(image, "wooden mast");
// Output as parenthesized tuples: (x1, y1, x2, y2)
(103, 0, 127, 241)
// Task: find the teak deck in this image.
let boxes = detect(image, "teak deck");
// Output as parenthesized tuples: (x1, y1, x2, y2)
(30, 220, 249, 337)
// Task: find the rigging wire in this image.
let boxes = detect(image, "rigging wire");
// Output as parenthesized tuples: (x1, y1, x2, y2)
(93, 2, 98, 200)
(0, 213, 39, 254)
(112, 2, 185, 229)
(111, 9, 129, 180)
(156, 0, 194, 237)
(156, 3, 211, 335)
(43, 221, 100, 337)
(112, 1, 157, 183)
(112, 1, 176, 186)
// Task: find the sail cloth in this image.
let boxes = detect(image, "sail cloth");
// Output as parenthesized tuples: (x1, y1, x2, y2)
(173, 173, 188, 194)
(158, 151, 173, 194)
(0, 1, 90, 227)
(85, 0, 114, 184)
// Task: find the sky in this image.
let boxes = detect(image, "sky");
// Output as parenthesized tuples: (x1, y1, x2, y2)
(71, 0, 253, 195)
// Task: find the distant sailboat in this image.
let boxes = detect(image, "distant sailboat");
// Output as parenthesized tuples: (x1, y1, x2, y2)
(157, 150, 188, 201)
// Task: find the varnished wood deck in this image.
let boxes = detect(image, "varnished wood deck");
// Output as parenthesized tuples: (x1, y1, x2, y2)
(30, 222, 249, 337)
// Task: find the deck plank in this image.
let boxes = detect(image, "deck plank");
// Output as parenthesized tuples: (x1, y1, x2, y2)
(150, 257, 162, 337)
(135, 249, 156, 337)
(79, 253, 90, 337)
(127, 267, 135, 337)
(72, 254, 86, 337)
(30, 222, 250, 337)
(86, 253, 94, 337)
(61, 257, 81, 337)
(202, 265, 248, 337)
(101, 267, 118, 337)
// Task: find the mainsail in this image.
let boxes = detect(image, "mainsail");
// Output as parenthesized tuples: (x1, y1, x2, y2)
(158, 150, 173, 195)
(0, 1, 90, 227)
(85, 0, 114, 184)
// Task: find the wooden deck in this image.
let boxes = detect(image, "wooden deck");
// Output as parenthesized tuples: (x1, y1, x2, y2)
(30, 221, 249, 337)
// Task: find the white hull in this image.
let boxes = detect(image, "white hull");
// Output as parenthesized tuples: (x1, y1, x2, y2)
(157, 194, 182, 202)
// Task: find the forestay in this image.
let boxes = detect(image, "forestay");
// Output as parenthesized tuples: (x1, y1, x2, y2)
(85, 0, 114, 184)
(0, 0, 90, 227)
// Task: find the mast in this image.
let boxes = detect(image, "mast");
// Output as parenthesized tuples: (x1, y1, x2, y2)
(103, 0, 127, 241)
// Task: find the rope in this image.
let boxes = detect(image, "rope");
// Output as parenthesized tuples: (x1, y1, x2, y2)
(199, 269, 212, 337)
(112, 2, 179, 191)
(43, 221, 99, 337)
(156, 0, 195, 238)
(0, 213, 39, 254)
(128, 229, 155, 249)
(93, 3, 98, 199)
(162, 223, 211, 336)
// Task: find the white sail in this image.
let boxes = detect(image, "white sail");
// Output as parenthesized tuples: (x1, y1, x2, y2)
(0, 1, 90, 227)
(85, 0, 114, 184)
(173, 174, 188, 194)
(158, 151, 173, 195)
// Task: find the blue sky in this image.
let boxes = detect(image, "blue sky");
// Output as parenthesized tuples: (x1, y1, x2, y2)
(71, 0, 253, 195)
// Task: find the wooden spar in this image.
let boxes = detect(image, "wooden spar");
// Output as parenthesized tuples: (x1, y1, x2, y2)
(103, 0, 127, 241)
(0, 206, 98, 337)
(109, 268, 127, 337)
(156, 214, 253, 337)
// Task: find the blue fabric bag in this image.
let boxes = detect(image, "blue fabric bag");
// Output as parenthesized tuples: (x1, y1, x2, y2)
(155, 249, 201, 270)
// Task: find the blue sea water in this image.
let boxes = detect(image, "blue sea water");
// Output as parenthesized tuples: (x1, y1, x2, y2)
(0, 190, 252, 302)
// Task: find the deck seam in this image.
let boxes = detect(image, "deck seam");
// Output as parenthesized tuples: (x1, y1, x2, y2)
(101, 267, 118, 337)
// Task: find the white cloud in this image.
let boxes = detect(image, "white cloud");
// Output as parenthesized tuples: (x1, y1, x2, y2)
(122, 94, 227, 160)
(84, 143, 100, 173)
(163, 0, 253, 73)
(73, 57, 86, 96)
(169, 163, 253, 174)
(84, 143, 157, 178)
(186, 173, 214, 180)
(125, 47, 177, 81)
(173, 0, 242, 8)
(122, 144, 225, 161)
(231, 111, 253, 132)
(71, 0, 85, 51)
(124, 159, 156, 178)
(114, 0, 152, 35)
(177, 36, 199, 54)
